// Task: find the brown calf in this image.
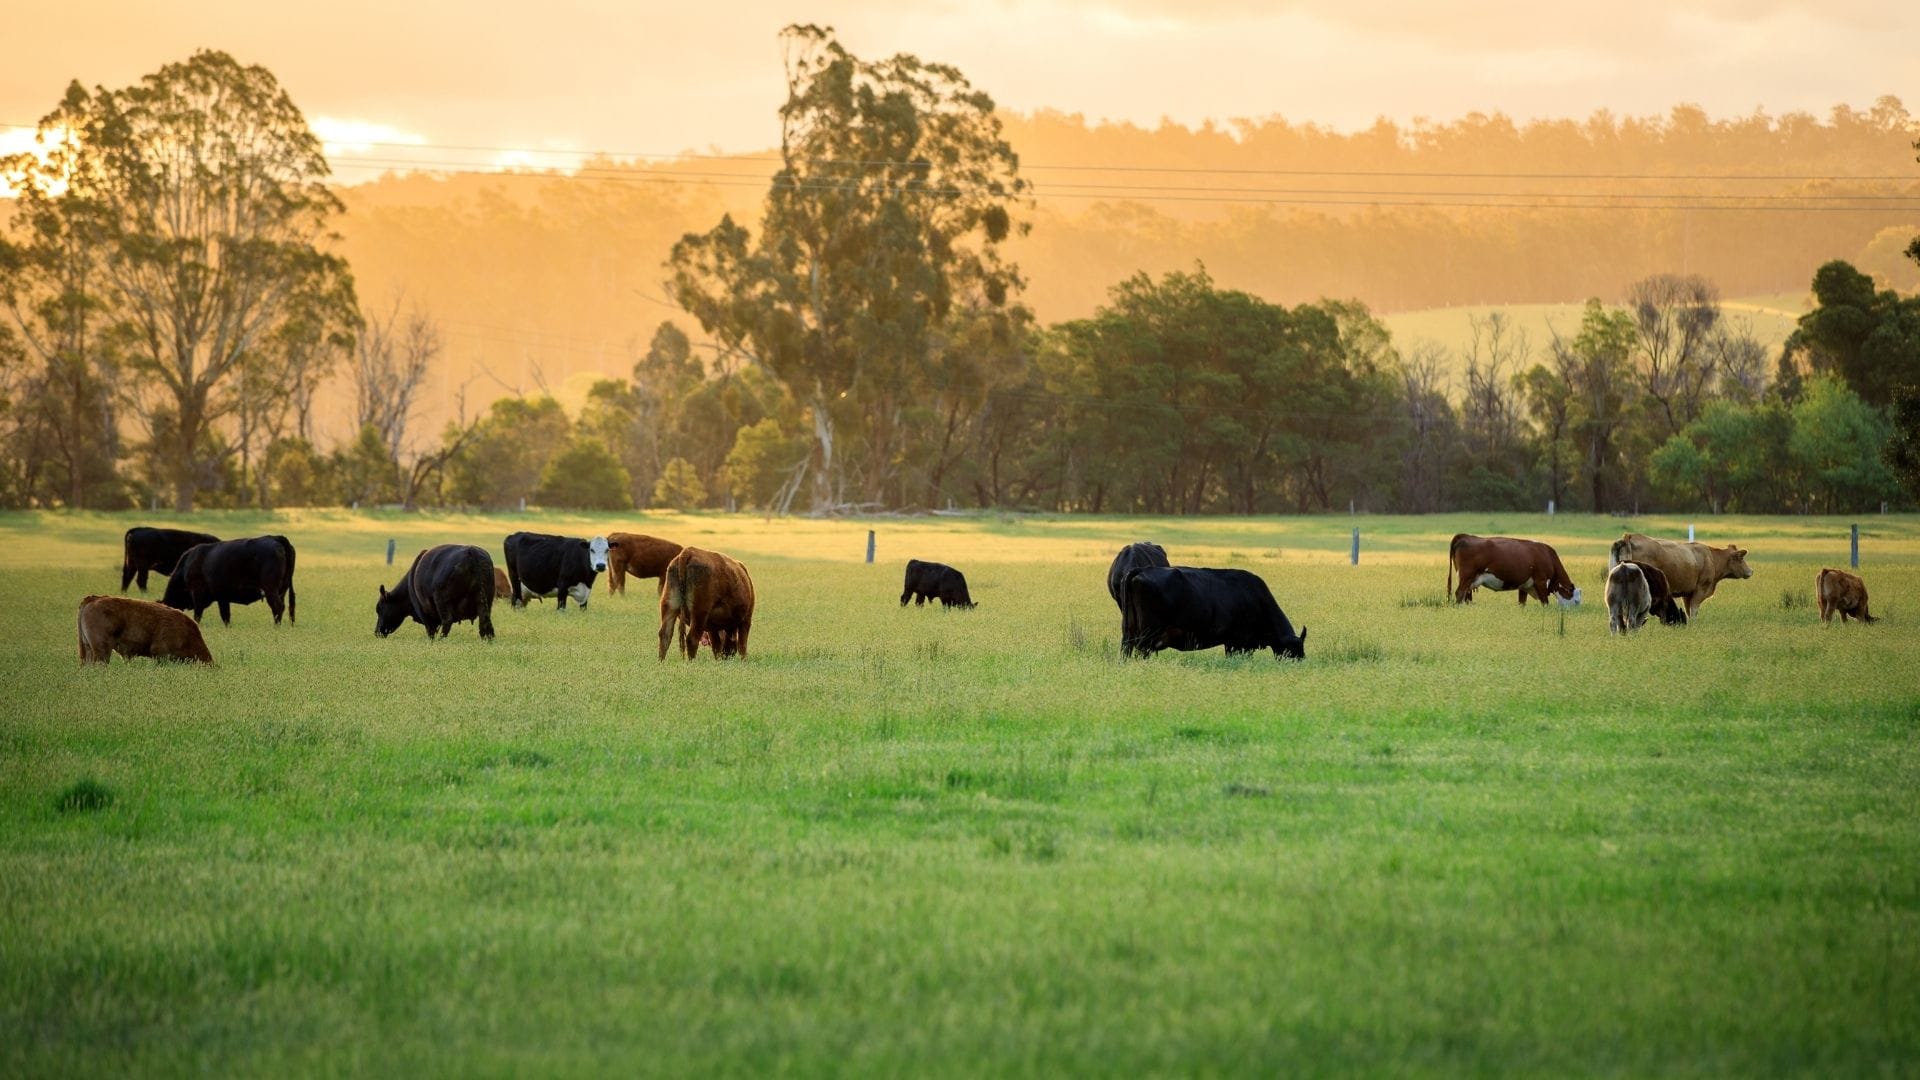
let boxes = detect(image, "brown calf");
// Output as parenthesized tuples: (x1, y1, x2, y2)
(658, 547, 755, 660)
(78, 595, 213, 665)
(606, 533, 684, 595)
(1817, 568, 1876, 624)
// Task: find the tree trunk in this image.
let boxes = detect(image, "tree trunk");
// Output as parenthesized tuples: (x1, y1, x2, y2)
(810, 400, 835, 511)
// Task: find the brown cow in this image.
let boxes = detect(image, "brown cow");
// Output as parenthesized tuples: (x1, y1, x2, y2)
(1610, 534, 1753, 619)
(658, 547, 755, 660)
(606, 533, 683, 595)
(1446, 534, 1580, 606)
(1816, 568, 1876, 624)
(77, 595, 213, 665)
(493, 566, 515, 600)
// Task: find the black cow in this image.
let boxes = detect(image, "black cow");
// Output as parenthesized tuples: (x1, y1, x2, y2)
(121, 526, 220, 592)
(1629, 560, 1689, 626)
(901, 559, 976, 609)
(503, 532, 609, 611)
(376, 544, 497, 640)
(1107, 541, 1169, 610)
(161, 536, 297, 626)
(1121, 566, 1306, 660)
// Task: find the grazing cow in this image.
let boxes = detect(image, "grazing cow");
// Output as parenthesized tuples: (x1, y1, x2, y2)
(1624, 560, 1689, 626)
(1606, 562, 1652, 634)
(493, 567, 514, 600)
(1816, 568, 1876, 624)
(77, 595, 213, 665)
(376, 544, 498, 640)
(1121, 566, 1306, 660)
(1610, 533, 1753, 619)
(1107, 541, 1170, 610)
(658, 547, 755, 660)
(121, 526, 220, 592)
(1447, 534, 1580, 606)
(901, 559, 976, 609)
(161, 536, 297, 626)
(503, 532, 608, 611)
(605, 533, 683, 595)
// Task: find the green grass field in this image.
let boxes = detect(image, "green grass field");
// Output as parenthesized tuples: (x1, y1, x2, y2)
(3, 509, 1916, 1076)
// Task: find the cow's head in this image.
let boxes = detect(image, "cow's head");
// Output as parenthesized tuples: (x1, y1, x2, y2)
(374, 584, 407, 637)
(1557, 586, 1583, 608)
(1722, 546, 1753, 579)
(586, 535, 609, 573)
(1275, 626, 1307, 661)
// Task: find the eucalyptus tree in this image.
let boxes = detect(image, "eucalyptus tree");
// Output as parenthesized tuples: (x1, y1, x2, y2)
(90, 50, 356, 510)
(670, 24, 1027, 509)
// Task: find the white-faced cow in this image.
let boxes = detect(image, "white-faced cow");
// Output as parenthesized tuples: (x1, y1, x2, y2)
(1446, 534, 1580, 607)
(1121, 566, 1306, 660)
(503, 532, 608, 611)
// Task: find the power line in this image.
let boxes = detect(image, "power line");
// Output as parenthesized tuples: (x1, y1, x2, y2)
(308, 155, 1920, 213)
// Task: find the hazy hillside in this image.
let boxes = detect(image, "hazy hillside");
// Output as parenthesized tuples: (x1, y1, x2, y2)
(195, 102, 1920, 441)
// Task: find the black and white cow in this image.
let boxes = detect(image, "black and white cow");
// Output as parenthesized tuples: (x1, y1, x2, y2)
(122, 526, 220, 592)
(502, 532, 609, 611)
(1121, 566, 1306, 660)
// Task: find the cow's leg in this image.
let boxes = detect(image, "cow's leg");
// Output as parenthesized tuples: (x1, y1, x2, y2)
(266, 591, 284, 625)
(1455, 567, 1476, 604)
(124, 563, 138, 591)
(685, 614, 705, 660)
(218, 600, 233, 626)
(658, 614, 676, 661)
(734, 620, 750, 660)
(900, 588, 910, 606)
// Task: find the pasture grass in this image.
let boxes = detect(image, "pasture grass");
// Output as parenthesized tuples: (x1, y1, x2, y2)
(2, 508, 1918, 1076)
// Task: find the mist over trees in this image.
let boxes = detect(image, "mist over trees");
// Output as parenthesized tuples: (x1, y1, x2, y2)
(2, 42, 1917, 515)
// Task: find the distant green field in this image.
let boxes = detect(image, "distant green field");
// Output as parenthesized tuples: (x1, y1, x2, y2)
(1380, 294, 1807, 385)
(3, 509, 1916, 1076)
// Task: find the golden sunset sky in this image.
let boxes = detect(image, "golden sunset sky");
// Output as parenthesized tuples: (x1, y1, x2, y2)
(3, 1, 1916, 174)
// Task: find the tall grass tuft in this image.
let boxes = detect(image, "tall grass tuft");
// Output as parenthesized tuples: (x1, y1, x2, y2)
(1781, 588, 1811, 610)
(54, 778, 114, 815)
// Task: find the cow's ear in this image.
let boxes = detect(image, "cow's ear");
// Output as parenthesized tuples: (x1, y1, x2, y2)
(378, 585, 386, 597)
(1735, 547, 1747, 557)
(579, 541, 589, 550)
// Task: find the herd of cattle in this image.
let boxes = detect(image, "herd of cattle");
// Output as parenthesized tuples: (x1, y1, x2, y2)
(70, 524, 1880, 667)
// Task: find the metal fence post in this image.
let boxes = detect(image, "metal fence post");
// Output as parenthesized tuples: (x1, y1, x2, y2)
(1851, 524, 1859, 569)
(1350, 527, 1359, 566)
(386, 539, 396, 566)
(866, 530, 875, 564)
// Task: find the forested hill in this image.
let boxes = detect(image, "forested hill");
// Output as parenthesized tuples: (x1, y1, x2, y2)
(326, 101, 1917, 440)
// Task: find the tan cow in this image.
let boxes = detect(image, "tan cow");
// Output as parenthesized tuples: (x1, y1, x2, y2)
(1816, 568, 1876, 624)
(606, 533, 683, 595)
(77, 595, 213, 665)
(658, 547, 755, 660)
(1610, 533, 1753, 619)
(493, 566, 514, 600)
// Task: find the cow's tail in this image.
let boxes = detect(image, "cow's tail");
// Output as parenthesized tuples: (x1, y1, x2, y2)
(1446, 533, 1467, 600)
(120, 529, 136, 591)
(272, 535, 298, 625)
(666, 560, 707, 615)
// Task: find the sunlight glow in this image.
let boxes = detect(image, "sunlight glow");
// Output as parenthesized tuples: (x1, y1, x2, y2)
(0, 124, 72, 198)
(311, 116, 428, 156)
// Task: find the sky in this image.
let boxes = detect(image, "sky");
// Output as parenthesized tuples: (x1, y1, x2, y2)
(3, 0, 1916, 173)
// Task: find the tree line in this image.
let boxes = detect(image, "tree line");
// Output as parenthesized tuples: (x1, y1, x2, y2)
(3, 38, 1918, 516)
